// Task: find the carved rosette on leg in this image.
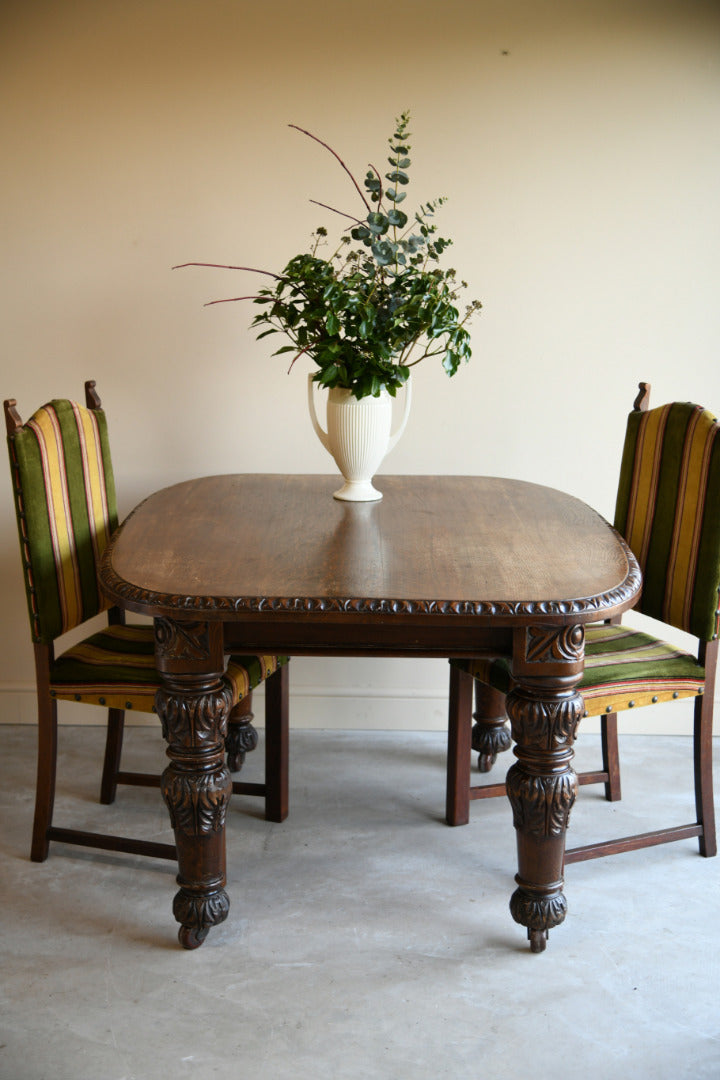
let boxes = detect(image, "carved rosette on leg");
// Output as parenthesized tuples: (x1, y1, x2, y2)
(506, 624, 585, 952)
(154, 618, 234, 949)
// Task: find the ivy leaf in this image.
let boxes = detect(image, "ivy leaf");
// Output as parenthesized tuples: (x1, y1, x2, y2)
(326, 312, 340, 335)
(442, 350, 460, 376)
(319, 364, 339, 384)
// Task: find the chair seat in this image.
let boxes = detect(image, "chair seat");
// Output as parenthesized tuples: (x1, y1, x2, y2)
(453, 624, 705, 718)
(50, 623, 287, 712)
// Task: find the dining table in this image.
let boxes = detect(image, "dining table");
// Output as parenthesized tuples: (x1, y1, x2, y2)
(99, 473, 642, 951)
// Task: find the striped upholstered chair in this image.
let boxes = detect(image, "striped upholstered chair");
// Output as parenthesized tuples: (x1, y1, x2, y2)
(5, 382, 289, 864)
(447, 383, 718, 864)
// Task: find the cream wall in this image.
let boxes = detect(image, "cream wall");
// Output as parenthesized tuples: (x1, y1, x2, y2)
(2, 0, 719, 733)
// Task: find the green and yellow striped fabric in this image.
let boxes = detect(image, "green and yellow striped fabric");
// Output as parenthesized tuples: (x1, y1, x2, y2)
(224, 653, 287, 703)
(8, 393, 289, 718)
(452, 624, 705, 719)
(614, 401, 720, 641)
(7, 398, 119, 644)
(50, 623, 288, 712)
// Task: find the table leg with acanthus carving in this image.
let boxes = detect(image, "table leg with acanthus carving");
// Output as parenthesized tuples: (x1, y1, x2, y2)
(153, 618, 233, 950)
(505, 624, 585, 953)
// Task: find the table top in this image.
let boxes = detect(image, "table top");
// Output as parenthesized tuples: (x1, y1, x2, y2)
(100, 475, 641, 631)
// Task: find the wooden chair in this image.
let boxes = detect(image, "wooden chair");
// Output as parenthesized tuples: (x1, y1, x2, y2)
(5, 382, 290, 864)
(447, 383, 718, 867)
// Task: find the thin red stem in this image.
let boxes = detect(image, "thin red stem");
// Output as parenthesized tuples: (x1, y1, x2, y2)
(287, 342, 314, 373)
(289, 124, 372, 213)
(203, 295, 266, 306)
(173, 262, 283, 280)
(310, 200, 364, 225)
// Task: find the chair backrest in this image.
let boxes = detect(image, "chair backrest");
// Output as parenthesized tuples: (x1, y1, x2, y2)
(5, 384, 118, 645)
(614, 389, 720, 641)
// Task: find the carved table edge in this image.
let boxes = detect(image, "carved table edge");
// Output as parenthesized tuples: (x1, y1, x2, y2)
(99, 534, 641, 621)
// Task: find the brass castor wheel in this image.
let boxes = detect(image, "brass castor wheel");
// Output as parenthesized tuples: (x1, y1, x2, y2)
(477, 751, 497, 774)
(178, 924, 209, 950)
(529, 928, 548, 953)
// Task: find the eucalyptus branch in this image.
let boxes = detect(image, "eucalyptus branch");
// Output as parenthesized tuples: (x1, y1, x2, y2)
(289, 123, 372, 213)
(177, 113, 479, 400)
(367, 163, 384, 208)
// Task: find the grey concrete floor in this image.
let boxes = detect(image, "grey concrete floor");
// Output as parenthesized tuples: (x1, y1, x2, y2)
(0, 723, 719, 1080)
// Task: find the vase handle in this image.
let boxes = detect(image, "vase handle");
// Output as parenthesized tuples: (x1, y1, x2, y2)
(307, 374, 330, 452)
(387, 377, 412, 453)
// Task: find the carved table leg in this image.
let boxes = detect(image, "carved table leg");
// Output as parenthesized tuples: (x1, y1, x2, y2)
(225, 691, 258, 772)
(154, 619, 233, 950)
(472, 682, 511, 774)
(505, 625, 585, 952)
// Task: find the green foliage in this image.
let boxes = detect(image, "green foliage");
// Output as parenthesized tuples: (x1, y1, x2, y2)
(183, 112, 482, 400)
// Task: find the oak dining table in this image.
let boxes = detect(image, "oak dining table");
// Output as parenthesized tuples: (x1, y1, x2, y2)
(99, 473, 642, 951)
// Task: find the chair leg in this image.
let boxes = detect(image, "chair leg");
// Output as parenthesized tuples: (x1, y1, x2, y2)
(100, 708, 126, 805)
(471, 682, 511, 774)
(31, 691, 58, 863)
(600, 712, 622, 802)
(694, 689, 717, 858)
(264, 665, 289, 823)
(225, 691, 259, 772)
(446, 665, 474, 826)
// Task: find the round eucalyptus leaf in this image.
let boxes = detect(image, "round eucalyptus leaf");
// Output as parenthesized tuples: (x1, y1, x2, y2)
(387, 208, 408, 227)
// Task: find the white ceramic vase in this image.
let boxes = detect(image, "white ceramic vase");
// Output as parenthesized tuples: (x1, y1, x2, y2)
(307, 374, 412, 501)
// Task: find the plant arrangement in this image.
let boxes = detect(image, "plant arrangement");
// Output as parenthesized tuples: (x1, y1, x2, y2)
(175, 111, 481, 400)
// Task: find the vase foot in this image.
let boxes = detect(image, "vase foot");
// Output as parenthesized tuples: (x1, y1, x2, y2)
(333, 480, 383, 502)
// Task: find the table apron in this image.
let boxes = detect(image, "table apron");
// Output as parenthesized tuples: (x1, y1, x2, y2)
(221, 621, 514, 658)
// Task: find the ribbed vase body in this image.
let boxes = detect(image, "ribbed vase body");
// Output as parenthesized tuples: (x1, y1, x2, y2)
(325, 388, 392, 501)
(307, 375, 412, 501)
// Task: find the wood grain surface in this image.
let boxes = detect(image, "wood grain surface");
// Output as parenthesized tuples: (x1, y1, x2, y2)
(101, 475, 639, 622)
